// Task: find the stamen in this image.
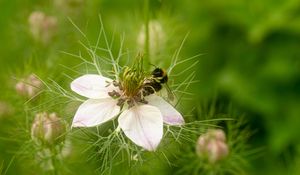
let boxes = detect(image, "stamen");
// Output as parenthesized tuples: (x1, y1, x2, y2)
(105, 80, 111, 87)
(127, 99, 135, 108)
(108, 90, 120, 98)
(113, 80, 119, 87)
(139, 99, 148, 104)
(117, 98, 126, 106)
(108, 91, 114, 97)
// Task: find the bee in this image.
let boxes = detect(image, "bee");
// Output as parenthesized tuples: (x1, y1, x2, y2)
(142, 68, 175, 100)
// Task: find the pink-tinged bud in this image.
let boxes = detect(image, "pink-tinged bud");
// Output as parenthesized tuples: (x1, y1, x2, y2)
(196, 129, 229, 163)
(28, 11, 57, 44)
(209, 129, 226, 142)
(31, 112, 66, 146)
(54, 0, 84, 14)
(60, 139, 72, 158)
(15, 74, 43, 98)
(15, 82, 26, 96)
(206, 140, 229, 163)
(0, 101, 13, 118)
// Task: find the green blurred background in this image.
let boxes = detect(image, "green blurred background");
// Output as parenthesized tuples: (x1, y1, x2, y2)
(0, 0, 300, 174)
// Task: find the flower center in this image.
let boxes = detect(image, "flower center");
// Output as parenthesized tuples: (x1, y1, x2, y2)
(121, 67, 145, 97)
(108, 67, 148, 108)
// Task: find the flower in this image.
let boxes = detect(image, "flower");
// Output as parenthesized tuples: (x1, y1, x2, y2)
(71, 73, 184, 151)
(196, 129, 229, 163)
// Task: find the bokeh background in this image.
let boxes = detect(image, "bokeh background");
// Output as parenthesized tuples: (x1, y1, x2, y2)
(0, 0, 300, 174)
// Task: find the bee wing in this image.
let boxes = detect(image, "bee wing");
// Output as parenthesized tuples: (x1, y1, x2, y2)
(160, 83, 177, 104)
(165, 83, 175, 101)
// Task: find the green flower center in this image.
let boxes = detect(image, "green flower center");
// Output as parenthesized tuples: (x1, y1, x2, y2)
(121, 66, 145, 98)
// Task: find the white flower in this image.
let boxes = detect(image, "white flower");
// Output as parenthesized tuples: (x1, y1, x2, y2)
(71, 74, 184, 151)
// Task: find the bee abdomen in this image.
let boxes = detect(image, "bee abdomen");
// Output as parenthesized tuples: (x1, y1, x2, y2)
(142, 81, 162, 96)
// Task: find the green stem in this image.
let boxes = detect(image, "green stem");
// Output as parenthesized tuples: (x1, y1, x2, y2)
(50, 147, 59, 175)
(144, 0, 150, 62)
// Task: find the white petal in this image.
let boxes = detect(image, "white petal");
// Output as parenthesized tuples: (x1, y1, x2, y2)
(71, 74, 116, 99)
(72, 98, 120, 127)
(146, 95, 184, 125)
(118, 105, 163, 151)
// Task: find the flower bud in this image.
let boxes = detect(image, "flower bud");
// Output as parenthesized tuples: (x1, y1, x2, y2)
(15, 74, 43, 98)
(54, 0, 84, 14)
(28, 11, 57, 44)
(209, 129, 226, 142)
(206, 140, 229, 163)
(0, 101, 13, 118)
(31, 112, 66, 146)
(61, 139, 72, 158)
(196, 129, 229, 163)
(35, 148, 54, 171)
(15, 82, 26, 95)
(137, 20, 165, 60)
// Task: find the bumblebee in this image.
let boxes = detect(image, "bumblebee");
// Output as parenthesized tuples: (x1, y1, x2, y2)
(142, 68, 172, 98)
(151, 68, 168, 83)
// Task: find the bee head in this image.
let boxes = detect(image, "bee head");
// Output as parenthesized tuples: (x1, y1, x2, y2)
(152, 68, 163, 77)
(152, 68, 168, 83)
